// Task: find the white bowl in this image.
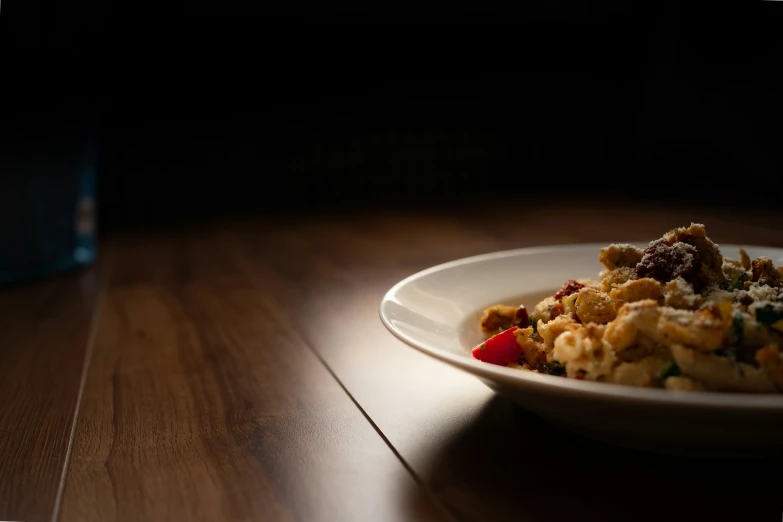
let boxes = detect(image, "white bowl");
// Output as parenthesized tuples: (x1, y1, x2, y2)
(379, 243, 783, 458)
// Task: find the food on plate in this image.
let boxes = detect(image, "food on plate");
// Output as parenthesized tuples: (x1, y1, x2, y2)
(472, 223, 783, 393)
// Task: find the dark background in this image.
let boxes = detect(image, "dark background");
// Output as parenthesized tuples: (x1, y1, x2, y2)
(2, 2, 782, 234)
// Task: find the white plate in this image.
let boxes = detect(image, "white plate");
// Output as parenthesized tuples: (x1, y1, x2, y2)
(379, 243, 783, 458)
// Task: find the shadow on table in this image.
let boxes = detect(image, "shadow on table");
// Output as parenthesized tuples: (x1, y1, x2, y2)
(414, 395, 781, 522)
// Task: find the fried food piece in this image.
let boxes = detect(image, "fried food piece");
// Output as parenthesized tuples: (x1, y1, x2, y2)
(609, 277, 663, 311)
(575, 287, 617, 324)
(533, 296, 557, 324)
(751, 257, 783, 288)
(664, 278, 703, 310)
(600, 266, 638, 293)
(599, 244, 644, 271)
(537, 314, 581, 350)
(480, 305, 517, 333)
(513, 327, 548, 370)
(603, 299, 661, 352)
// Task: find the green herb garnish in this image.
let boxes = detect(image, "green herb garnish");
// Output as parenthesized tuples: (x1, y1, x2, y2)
(530, 314, 537, 333)
(542, 361, 566, 376)
(732, 311, 744, 346)
(660, 362, 680, 380)
(755, 304, 783, 325)
(728, 272, 749, 290)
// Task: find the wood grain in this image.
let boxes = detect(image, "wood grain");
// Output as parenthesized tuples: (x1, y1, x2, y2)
(0, 268, 101, 522)
(58, 232, 448, 522)
(31, 202, 783, 522)
(228, 203, 783, 522)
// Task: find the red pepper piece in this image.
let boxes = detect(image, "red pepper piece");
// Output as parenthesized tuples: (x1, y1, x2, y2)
(471, 326, 521, 366)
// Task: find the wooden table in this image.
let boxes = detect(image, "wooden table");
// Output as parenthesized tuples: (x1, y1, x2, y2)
(2, 201, 782, 522)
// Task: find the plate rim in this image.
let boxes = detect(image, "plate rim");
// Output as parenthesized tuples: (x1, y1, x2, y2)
(379, 242, 783, 411)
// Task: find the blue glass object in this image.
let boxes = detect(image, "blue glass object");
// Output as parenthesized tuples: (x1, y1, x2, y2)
(0, 116, 100, 288)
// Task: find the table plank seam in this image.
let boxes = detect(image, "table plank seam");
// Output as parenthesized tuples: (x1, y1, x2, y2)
(50, 264, 111, 522)
(296, 331, 458, 522)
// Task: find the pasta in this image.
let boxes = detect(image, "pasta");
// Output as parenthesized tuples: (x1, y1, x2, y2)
(473, 224, 783, 393)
